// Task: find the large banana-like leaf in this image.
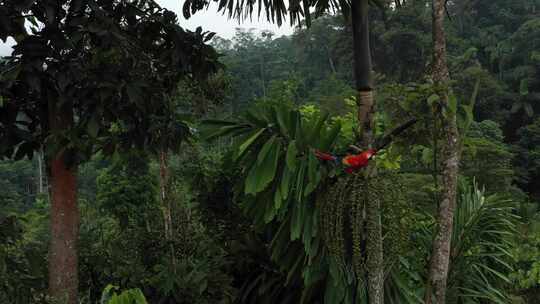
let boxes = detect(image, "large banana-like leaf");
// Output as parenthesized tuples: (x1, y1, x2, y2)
(203, 104, 346, 303)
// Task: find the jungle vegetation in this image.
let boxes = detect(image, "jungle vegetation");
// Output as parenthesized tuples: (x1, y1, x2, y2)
(1, 0, 540, 303)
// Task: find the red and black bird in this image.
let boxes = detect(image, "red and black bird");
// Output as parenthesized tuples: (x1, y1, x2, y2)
(314, 119, 417, 174)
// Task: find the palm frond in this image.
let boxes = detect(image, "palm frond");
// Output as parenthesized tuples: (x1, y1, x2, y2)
(448, 180, 519, 303)
(182, 0, 386, 27)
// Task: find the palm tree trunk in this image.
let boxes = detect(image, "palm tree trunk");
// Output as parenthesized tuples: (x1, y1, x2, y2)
(48, 102, 79, 304)
(352, 0, 375, 147)
(351, 0, 383, 303)
(424, 0, 459, 302)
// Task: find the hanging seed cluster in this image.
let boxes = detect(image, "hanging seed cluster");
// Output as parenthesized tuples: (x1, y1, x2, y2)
(379, 172, 411, 274)
(318, 171, 412, 283)
(349, 173, 368, 286)
(317, 176, 355, 273)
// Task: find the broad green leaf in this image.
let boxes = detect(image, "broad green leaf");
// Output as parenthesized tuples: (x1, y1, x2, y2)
(203, 124, 250, 141)
(298, 201, 306, 240)
(304, 153, 320, 197)
(291, 204, 303, 241)
(244, 138, 281, 194)
(286, 140, 298, 171)
(237, 128, 265, 158)
(100, 284, 116, 304)
(265, 196, 277, 223)
(257, 135, 277, 165)
(302, 208, 313, 251)
(244, 165, 260, 195)
(274, 186, 283, 209)
(295, 162, 306, 203)
(280, 167, 292, 201)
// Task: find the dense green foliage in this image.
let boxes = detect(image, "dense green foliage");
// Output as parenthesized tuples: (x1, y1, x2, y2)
(2, 0, 540, 303)
(0, 0, 219, 163)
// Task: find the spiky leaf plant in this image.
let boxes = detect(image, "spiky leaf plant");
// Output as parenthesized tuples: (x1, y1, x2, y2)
(446, 181, 518, 304)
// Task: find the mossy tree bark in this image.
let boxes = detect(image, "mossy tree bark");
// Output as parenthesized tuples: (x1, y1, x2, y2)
(425, 0, 460, 302)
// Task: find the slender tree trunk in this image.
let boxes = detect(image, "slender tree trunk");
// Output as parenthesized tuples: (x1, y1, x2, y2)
(48, 101, 79, 304)
(351, 0, 384, 303)
(325, 45, 337, 74)
(159, 150, 171, 238)
(424, 0, 459, 303)
(37, 150, 44, 194)
(260, 55, 266, 99)
(159, 149, 176, 269)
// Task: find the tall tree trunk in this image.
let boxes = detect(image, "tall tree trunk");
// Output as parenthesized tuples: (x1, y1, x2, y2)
(159, 150, 171, 238)
(352, 0, 375, 147)
(37, 150, 44, 194)
(425, 0, 459, 303)
(325, 45, 337, 74)
(351, 1, 384, 303)
(260, 55, 266, 99)
(159, 149, 176, 269)
(48, 101, 79, 304)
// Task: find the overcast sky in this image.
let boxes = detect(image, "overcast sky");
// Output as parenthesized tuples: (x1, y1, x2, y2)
(0, 0, 294, 56)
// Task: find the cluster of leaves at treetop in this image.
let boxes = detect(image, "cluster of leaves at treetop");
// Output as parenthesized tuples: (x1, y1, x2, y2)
(0, 0, 219, 163)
